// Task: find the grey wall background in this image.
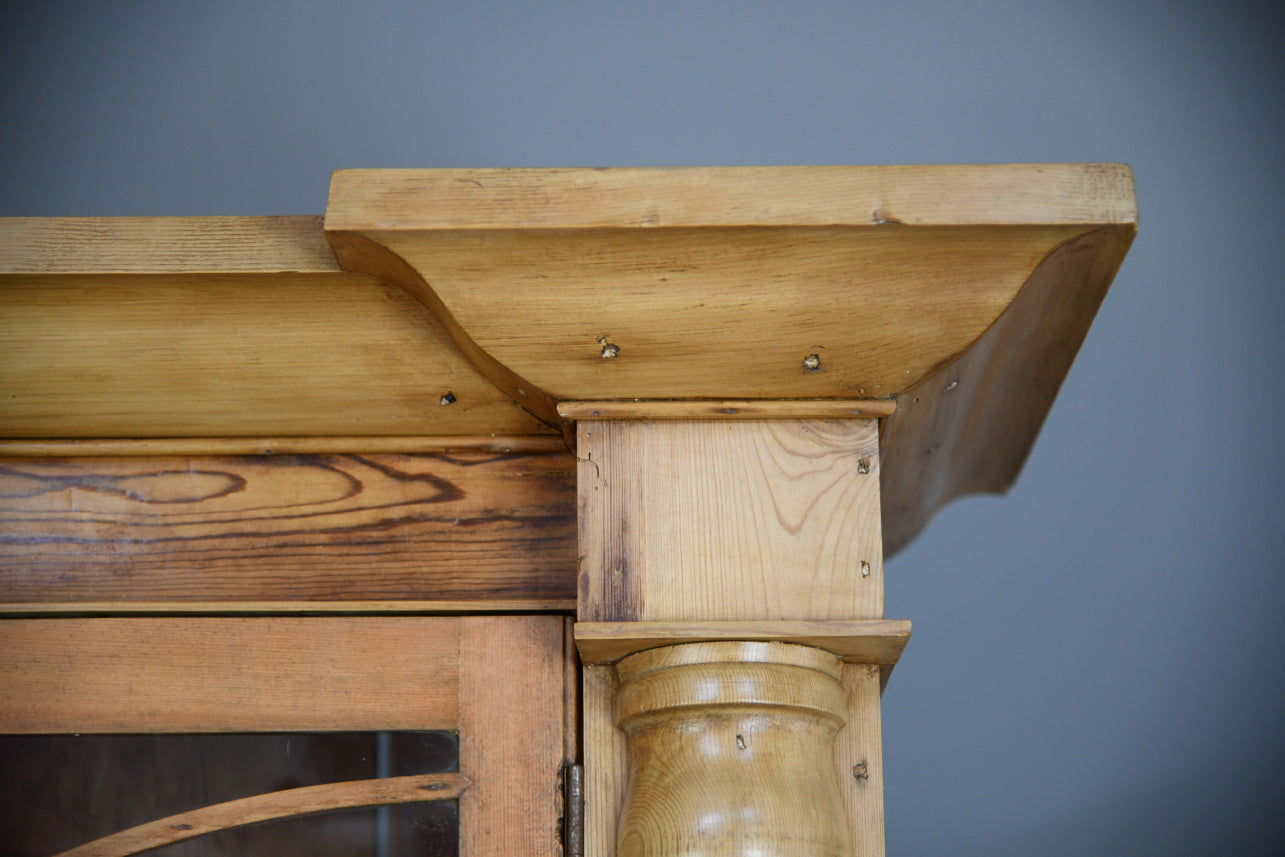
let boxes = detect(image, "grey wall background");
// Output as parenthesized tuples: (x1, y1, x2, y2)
(3, 1, 1282, 852)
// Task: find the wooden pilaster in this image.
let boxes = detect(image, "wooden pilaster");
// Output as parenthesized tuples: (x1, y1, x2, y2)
(574, 416, 892, 856)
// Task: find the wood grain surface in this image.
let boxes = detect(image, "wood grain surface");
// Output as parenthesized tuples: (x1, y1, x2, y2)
(0, 216, 340, 274)
(576, 418, 888, 855)
(581, 642, 895, 857)
(338, 222, 1087, 403)
(325, 165, 1137, 230)
(574, 619, 911, 665)
(326, 166, 1135, 553)
(326, 166, 1132, 408)
(0, 617, 461, 733)
(0, 216, 554, 439)
(835, 664, 886, 857)
(0, 599, 574, 615)
(2, 164, 1137, 557)
(880, 223, 1136, 552)
(0, 451, 576, 605)
(583, 664, 628, 857)
(0, 435, 566, 457)
(557, 399, 896, 420)
(577, 419, 883, 622)
(51, 774, 467, 857)
(459, 615, 567, 857)
(613, 641, 851, 857)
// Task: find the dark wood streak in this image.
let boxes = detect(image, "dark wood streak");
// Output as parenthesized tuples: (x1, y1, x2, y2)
(0, 464, 248, 504)
(0, 452, 577, 604)
(577, 421, 642, 622)
(346, 454, 465, 503)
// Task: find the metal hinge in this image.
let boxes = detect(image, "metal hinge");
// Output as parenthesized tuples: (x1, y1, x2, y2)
(561, 763, 584, 857)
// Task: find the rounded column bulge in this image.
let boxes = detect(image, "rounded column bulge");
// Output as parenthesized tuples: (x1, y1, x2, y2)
(615, 641, 851, 857)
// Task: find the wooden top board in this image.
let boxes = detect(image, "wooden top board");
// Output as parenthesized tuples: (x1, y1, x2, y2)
(0, 166, 1137, 554)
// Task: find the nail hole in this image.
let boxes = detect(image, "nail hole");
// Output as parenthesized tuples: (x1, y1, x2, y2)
(802, 354, 821, 371)
(861, 560, 871, 578)
(736, 734, 746, 750)
(858, 458, 870, 475)
(853, 760, 869, 781)
(439, 392, 456, 405)
(601, 343, 620, 359)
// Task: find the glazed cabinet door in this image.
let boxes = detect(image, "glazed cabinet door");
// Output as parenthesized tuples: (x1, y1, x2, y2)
(0, 615, 573, 857)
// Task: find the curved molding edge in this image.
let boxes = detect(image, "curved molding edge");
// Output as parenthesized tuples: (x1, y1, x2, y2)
(326, 229, 562, 426)
(880, 223, 1136, 553)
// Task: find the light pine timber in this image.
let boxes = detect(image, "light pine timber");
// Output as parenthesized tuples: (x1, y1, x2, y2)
(574, 619, 911, 665)
(50, 774, 467, 857)
(325, 165, 1136, 231)
(0, 451, 576, 605)
(459, 615, 567, 857)
(1, 165, 1136, 556)
(836, 664, 886, 857)
(577, 417, 887, 855)
(325, 165, 1133, 407)
(583, 664, 629, 857)
(0, 216, 554, 439)
(880, 222, 1135, 553)
(0, 617, 461, 733)
(613, 641, 852, 857)
(0, 599, 576, 615)
(325, 166, 1135, 554)
(0, 215, 339, 273)
(582, 654, 887, 857)
(557, 399, 896, 420)
(576, 419, 883, 622)
(0, 435, 568, 457)
(330, 221, 1088, 406)
(564, 616, 581, 763)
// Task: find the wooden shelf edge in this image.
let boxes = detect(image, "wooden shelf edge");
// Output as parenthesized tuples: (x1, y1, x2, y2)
(574, 619, 911, 665)
(0, 216, 338, 275)
(326, 165, 1137, 230)
(0, 600, 578, 616)
(557, 399, 897, 420)
(0, 435, 569, 457)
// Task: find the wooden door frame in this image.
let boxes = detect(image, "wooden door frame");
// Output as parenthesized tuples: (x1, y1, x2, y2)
(0, 614, 574, 857)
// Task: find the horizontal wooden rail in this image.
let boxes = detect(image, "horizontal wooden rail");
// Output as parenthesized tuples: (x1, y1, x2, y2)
(53, 773, 467, 857)
(0, 436, 568, 457)
(0, 451, 575, 606)
(0, 599, 575, 615)
(0, 215, 559, 440)
(574, 619, 912, 664)
(557, 399, 897, 420)
(0, 617, 462, 732)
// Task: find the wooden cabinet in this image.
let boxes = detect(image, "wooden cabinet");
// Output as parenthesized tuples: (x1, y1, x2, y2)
(0, 166, 1135, 856)
(1, 616, 571, 856)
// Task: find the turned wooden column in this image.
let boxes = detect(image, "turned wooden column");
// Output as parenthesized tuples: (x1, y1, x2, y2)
(615, 641, 850, 857)
(574, 416, 890, 857)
